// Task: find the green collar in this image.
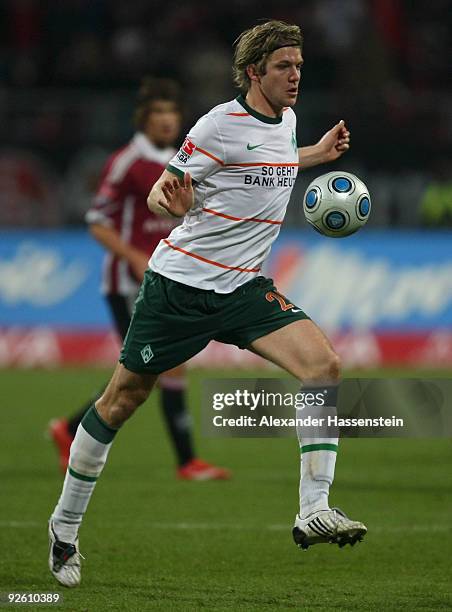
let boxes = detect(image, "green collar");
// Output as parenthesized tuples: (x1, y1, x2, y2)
(236, 95, 282, 124)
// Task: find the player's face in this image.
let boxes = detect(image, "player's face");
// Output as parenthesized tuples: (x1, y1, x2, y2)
(144, 100, 181, 148)
(260, 46, 303, 110)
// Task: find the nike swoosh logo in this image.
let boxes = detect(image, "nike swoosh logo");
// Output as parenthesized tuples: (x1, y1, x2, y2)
(247, 143, 264, 150)
(291, 308, 303, 313)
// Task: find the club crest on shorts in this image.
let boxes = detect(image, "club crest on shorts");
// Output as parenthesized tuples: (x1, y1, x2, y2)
(140, 344, 154, 364)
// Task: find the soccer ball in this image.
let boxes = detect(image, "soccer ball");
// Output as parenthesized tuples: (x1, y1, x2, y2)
(303, 171, 371, 237)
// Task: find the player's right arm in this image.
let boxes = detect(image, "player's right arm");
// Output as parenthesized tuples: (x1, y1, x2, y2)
(147, 169, 194, 218)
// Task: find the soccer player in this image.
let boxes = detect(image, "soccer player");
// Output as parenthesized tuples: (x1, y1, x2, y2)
(48, 21, 367, 588)
(48, 77, 230, 481)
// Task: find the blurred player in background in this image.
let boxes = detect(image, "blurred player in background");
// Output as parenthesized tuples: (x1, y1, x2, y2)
(49, 77, 230, 482)
(48, 21, 366, 588)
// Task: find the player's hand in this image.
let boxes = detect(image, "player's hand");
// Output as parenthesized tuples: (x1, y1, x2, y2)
(158, 172, 194, 218)
(317, 120, 350, 163)
(128, 248, 149, 282)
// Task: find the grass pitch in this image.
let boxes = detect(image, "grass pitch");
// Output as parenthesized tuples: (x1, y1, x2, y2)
(0, 367, 451, 611)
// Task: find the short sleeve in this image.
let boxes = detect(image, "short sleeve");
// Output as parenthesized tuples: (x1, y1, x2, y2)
(167, 114, 224, 183)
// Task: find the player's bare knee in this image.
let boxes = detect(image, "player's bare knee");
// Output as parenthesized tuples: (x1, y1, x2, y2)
(327, 352, 341, 382)
(305, 351, 341, 384)
(320, 350, 340, 383)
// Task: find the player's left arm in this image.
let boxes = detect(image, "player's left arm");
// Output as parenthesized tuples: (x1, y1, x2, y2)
(298, 120, 350, 169)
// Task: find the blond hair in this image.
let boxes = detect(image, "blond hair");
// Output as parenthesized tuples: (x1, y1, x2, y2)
(233, 20, 303, 92)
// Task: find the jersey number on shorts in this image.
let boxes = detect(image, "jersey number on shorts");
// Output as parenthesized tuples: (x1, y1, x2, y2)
(265, 291, 295, 311)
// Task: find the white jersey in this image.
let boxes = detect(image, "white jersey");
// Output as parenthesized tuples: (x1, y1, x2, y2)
(150, 95, 299, 293)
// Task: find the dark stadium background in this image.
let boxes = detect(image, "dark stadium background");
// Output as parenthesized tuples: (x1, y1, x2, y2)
(1, 0, 450, 228)
(0, 2, 451, 610)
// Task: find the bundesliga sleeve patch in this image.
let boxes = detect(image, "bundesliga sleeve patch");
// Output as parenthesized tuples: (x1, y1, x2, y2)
(177, 137, 196, 164)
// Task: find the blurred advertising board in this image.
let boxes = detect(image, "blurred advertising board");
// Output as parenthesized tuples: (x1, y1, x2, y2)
(1, 229, 452, 368)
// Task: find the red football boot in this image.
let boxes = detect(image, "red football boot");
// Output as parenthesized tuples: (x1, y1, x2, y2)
(177, 458, 231, 481)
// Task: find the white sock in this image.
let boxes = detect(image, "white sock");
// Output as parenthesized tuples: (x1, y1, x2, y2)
(298, 442, 338, 518)
(296, 388, 339, 518)
(51, 405, 117, 543)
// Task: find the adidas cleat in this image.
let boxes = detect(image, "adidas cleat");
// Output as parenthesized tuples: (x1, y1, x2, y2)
(48, 522, 82, 587)
(292, 507, 367, 550)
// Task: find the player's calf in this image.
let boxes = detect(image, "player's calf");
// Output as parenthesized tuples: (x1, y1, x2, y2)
(96, 364, 157, 428)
